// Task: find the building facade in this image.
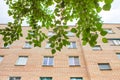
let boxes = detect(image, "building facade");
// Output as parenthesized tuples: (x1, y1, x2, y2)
(0, 23, 120, 80)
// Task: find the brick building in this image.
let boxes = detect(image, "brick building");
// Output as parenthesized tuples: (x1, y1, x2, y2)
(0, 23, 120, 80)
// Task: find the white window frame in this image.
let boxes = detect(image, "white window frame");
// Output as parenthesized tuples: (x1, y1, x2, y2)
(45, 42, 51, 48)
(68, 42, 76, 48)
(48, 31, 55, 37)
(98, 63, 111, 70)
(105, 28, 114, 34)
(116, 53, 120, 59)
(15, 56, 28, 66)
(9, 77, 21, 80)
(92, 45, 102, 51)
(43, 56, 54, 66)
(23, 42, 32, 49)
(69, 56, 80, 66)
(66, 31, 74, 37)
(108, 39, 120, 46)
(40, 77, 52, 80)
(2, 44, 10, 49)
(70, 77, 83, 80)
(0, 56, 4, 63)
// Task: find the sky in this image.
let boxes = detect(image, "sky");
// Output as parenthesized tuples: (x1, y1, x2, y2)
(0, 0, 120, 26)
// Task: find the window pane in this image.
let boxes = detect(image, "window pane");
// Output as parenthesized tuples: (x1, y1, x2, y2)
(0, 56, 3, 63)
(72, 42, 76, 48)
(40, 77, 52, 80)
(116, 53, 120, 59)
(92, 45, 101, 50)
(69, 57, 79, 66)
(43, 57, 53, 66)
(69, 57, 74, 65)
(23, 42, 32, 48)
(43, 57, 48, 65)
(105, 29, 113, 34)
(108, 39, 120, 46)
(48, 31, 55, 36)
(49, 57, 53, 65)
(98, 63, 111, 70)
(9, 77, 21, 80)
(71, 77, 83, 80)
(68, 42, 76, 48)
(66, 31, 74, 37)
(46, 43, 51, 48)
(74, 57, 79, 65)
(16, 56, 28, 65)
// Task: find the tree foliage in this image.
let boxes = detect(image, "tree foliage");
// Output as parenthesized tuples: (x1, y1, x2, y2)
(0, 0, 113, 54)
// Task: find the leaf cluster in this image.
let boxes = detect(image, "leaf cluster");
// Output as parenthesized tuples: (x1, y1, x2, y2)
(0, 0, 113, 53)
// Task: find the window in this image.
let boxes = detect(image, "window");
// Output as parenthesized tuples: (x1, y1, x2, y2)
(69, 56, 80, 66)
(0, 56, 4, 63)
(116, 53, 120, 59)
(105, 28, 114, 34)
(15, 56, 28, 66)
(98, 63, 111, 70)
(23, 42, 32, 49)
(92, 45, 102, 51)
(45, 42, 51, 48)
(9, 77, 21, 80)
(66, 31, 74, 37)
(70, 77, 83, 80)
(48, 31, 55, 37)
(40, 77, 52, 80)
(2, 44, 10, 49)
(68, 42, 76, 48)
(108, 39, 120, 46)
(117, 27, 120, 30)
(43, 56, 54, 66)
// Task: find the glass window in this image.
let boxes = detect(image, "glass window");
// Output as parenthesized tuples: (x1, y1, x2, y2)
(116, 53, 120, 59)
(48, 31, 55, 37)
(0, 56, 4, 63)
(66, 31, 74, 37)
(2, 44, 10, 49)
(69, 56, 80, 66)
(68, 42, 76, 48)
(9, 77, 21, 80)
(45, 42, 51, 48)
(92, 45, 102, 51)
(117, 27, 120, 30)
(40, 77, 52, 80)
(16, 56, 28, 65)
(98, 63, 111, 70)
(23, 42, 32, 48)
(70, 77, 83, 80)
(105, 29, 114, 34)
(108, 39, 120, 46)
(43, 56, 54, 66)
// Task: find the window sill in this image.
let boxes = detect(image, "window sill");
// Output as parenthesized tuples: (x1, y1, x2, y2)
(100, 69, 112, 71)
(92, 49, 102, 51)
(22, 47, 32, 49)
(42, 65, 53, 67)
(68, 48, 77, 49)
(15, 65, 26, 66)
(1, 47, 10, 49)
(69, 65, 80, 67)
(110, 45, 120, 46)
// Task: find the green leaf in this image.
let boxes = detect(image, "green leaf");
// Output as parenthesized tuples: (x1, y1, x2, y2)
(104, 0, 113, 4)
(71, 28, 77, 33)
(100, 30, 107, 36)
(82, 41, 87, 45)
(102, 37, 108, 43)
(103, 4, 111, 11)
(52, 49, 56, 54)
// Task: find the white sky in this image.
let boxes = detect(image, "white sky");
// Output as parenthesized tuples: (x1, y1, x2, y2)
(0, 0, 120, 26)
